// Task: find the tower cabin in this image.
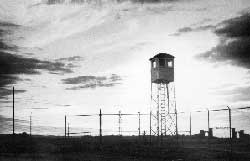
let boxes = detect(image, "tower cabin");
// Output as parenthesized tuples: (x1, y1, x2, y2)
(149, 53, 174, 84)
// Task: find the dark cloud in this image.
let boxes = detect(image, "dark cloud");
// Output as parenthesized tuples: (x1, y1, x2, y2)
(0, 22, 19, 39)
(55, 56, 83, 62)
(131, 0, 178, 3)
(0, 115, 29, 124)
(0, 88, 26, 99)
(215, 13, 250, 38)
(66, 83, 117, 90)
(0, 22, 19, 27)
(45, 0, 178, 5)
(0, 22, 73, 99)
(62, 76, 105, 84)
(177, 27, 193, 33)
(46, 0, 65, 4)
(55, 56, 83, 69)
(110, 74, 122, 82)
(55, 104, 71, 107)
(0, 75, 19, 88)
(197, 12, 250, 69)
(171, 25, 215, 36)
(62, 74, 122, 90)
(0, 50, 73, 95)
(0, 51, 72, 75)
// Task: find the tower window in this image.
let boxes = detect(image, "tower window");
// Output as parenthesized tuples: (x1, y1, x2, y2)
(168, 61, 173, 67)
(159, 59, 165, 67)
(153, 61, 156, 68)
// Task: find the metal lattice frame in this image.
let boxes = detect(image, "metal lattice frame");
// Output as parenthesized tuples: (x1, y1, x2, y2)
(150, 82, 177, 141)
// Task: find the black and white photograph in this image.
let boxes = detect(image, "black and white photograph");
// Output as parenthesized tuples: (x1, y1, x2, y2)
(1, 0, 250, 160)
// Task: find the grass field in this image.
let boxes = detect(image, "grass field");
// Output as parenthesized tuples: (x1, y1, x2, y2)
(1, 133, 250, 161)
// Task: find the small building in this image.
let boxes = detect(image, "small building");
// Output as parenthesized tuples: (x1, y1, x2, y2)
(199, 130, 205, 137)
(208, 128, 213, 138)
(238, 130, 250, 140)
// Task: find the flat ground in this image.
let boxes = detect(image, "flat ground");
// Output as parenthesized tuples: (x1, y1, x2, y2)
(0, 134, 250, 161)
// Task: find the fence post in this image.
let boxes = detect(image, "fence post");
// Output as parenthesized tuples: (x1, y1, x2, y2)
(138, 112, 141, 138)
(207, 108, 210, 150)
(175, 108, 178, 143)
(64, 115, 67, 139)
(30, 114, 32, 136)
(189, 112, 192, 136)
(207, 109, 210, 132)
(99, 109, 102, 144)
(150, 111, 152, 143)
(227, 106, 232, 160)
(13, 86, 15, 135)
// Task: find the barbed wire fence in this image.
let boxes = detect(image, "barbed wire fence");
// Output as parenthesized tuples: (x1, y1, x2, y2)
(2, 87, 250, 142)
(5, 106, 250, 138)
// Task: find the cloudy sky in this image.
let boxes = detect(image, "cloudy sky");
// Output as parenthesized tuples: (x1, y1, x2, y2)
(0, 0, 250, 136)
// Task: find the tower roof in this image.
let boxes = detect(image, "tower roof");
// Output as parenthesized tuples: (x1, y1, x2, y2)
(150, 53, 175, 61)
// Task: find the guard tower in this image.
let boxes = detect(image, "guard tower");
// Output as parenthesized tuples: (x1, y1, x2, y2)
(149, 53, 177, 143)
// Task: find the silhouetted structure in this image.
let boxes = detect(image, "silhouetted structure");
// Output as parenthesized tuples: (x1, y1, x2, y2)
(149, 53, 177, 144)
(232, 128, 237, 139)
(238, 130, 250, 140)
(208, 128, 213, 138)
(200, 130, 205, 137)
(13, 87, 15, 135)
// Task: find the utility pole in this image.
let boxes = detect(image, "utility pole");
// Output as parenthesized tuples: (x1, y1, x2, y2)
(227, 106, 232, 139)
(138, 112, 141, 138)
(64, 115, 67, 139)
(99, 109, 102, 144)
(207, 108, 210, 149)
(189, 112, 192, 136)
(150, 111, 152, 143)
(227, 106, 232, 160)
(30, 114, 32, 136)
(207, 109, 210, 132)
(118, 110, 121, 136)
(13, 86, 15, 135)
